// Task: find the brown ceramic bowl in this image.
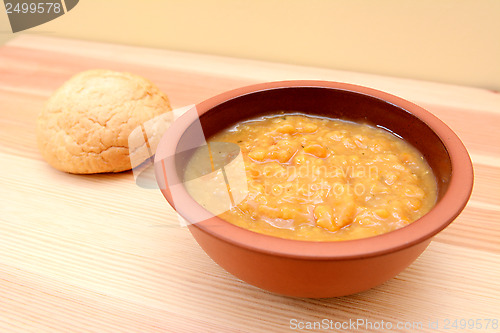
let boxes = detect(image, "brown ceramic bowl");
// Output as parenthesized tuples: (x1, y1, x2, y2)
(154, 81, 473, 298)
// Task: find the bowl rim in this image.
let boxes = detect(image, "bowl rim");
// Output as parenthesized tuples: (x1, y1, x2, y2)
(155, 80, 473, 260)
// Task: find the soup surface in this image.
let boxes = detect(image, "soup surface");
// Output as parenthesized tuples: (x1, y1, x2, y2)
(184, 113, 437, 241)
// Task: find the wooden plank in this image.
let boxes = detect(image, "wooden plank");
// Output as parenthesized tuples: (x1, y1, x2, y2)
(5, 35, 500, 114)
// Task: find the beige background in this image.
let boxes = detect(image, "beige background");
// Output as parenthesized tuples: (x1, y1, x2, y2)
(1, 0, 499, 90)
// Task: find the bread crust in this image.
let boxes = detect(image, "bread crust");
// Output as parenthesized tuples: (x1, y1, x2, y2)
(37, 69, 172, 174)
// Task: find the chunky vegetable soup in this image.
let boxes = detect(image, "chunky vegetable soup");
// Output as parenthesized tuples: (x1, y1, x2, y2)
(184, 113, 437, 241)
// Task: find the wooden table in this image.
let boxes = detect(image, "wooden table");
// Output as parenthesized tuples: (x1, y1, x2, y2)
(1, 35, 499, 333)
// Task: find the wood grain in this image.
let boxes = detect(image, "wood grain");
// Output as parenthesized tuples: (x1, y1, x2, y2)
(1, 35, 499, 333)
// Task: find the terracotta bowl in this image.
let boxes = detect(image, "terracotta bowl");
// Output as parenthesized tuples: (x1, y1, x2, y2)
(154, 81, 473, 298)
